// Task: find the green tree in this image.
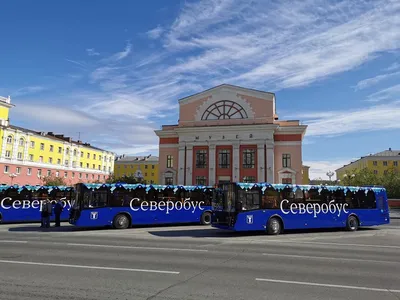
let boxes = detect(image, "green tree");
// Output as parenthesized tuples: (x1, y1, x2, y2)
(41, 175, 67, 186)
(338, 167, 400, 198)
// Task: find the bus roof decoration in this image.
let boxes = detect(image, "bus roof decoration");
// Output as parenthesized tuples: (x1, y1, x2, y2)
(234, 182, 386, 194)
(0, 184, 75, 194)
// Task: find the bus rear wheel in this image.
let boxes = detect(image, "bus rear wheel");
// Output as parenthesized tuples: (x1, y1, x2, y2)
(113, 214, 130, 229)
(346, 215, 359, 231)
(267, 217, 282, 235)
(200, 212, 212, 225)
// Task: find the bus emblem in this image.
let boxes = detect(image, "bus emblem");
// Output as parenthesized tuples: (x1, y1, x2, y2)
(246, 215, 253, 224)
(90, 212, 98, 220)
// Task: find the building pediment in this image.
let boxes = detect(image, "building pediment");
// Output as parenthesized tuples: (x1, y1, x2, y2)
(178, 84, 275, 105)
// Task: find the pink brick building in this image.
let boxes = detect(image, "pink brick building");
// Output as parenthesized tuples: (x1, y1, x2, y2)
(154, 84, 307, 186)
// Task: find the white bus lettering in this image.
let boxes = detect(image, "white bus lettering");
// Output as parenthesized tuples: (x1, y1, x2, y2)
(22, 200, 30, 209)
(306, 203, 313, 214)
(150, 201, 157, 211)
(183, 199, 191, 210)
(158, 201, 166, 211)
(298, 203, 306, 214)
(141, 201, 149, 211)
(290, 203, 298, 214)
(329, 200, 336, 214)
(197, 201, 205, 212)
(313, 204, 321, 218)
(31, 200, 40, 209)
(12, 200, 21, 209)
(0, 197, 12, 210)
(280, 199, 290, 214)
(166, 201, 174, 214)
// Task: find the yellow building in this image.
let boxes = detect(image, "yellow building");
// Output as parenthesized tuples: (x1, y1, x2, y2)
(301, 165, 310, 184)
(0, 96, 115, 185)
(114, 154, 159, 184)
(336, 148, 400, 180)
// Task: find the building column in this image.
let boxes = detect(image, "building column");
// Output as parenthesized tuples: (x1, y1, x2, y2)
(23, 136, 29, 162)
(185, 145, 193, 185)
(208, 144, 216, 186)
(12, 133, 19, 161)
(178, 143, 186, 185)
(266, 146, 274, 183)
(1, 131, 8, 158)
(232, 143, 240, 182)
(257, 143, 265, 182)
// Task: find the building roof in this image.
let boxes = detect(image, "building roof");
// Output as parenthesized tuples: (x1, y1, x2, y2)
(177, 83, 275, 103)
(373, 148, 400, 156)
(115, 154, 159, 163)
(335, 148, 400, 172)
(6, 125, 113, 154)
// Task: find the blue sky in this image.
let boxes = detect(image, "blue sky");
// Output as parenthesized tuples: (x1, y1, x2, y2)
(1, 0, 400, 180)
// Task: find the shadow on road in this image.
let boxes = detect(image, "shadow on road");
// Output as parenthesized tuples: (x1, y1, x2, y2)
(6, 224, 111, 233)
(148, 226, 379, 238)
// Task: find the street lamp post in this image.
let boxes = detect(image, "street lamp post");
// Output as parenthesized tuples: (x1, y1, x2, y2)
(9, 173, 17, 185)
(326, 171, 334, 181)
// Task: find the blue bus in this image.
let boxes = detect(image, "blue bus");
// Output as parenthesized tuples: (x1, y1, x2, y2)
(0, 184, 75, 223)
(211, 182, 390, 234)
(68, 183, 214, 229)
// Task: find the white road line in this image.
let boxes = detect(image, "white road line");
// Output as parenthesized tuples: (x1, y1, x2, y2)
(66, 243, 209, 252)
(262, 253, 400, 264)
(268, 240, 400, 249)
(0, 240, 28, 243)
(255, 278, 400, 293)
(0, 260, 180, 274)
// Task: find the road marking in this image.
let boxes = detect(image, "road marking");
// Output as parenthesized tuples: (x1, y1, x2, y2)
(0, 240, 28, 243)
(0, 260, 180, 274)
(66, 243, 209, 252)
(262, 253, 400, 264)
(255, 278, 400, 293)
(269, 240, 400, 249)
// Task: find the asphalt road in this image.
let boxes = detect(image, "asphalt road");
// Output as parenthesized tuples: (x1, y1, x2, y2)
(0, 221, 400, 300)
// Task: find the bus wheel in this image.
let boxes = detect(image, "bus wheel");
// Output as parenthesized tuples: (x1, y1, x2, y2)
(200, 212, 212, 225)
(267, 217, 282, 235)
(113, 214, 130, 229)
(346, 215, 359, 231)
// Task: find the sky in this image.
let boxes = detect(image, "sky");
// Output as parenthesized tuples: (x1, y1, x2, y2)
(1, 0, 400, 180)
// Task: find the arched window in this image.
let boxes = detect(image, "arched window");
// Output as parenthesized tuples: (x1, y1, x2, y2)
(19, 138, 25, 146)
(201, 100, 248, 120)
(7, 135, 13, 144)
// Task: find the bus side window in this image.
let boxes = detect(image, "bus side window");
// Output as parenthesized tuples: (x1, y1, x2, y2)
(360, 190, 376, 209)
(279, 187, 293, 209)
(262, 188, 279, 209)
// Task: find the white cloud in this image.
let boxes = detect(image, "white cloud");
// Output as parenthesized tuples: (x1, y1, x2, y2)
(15, 0, 400, 156)
(366, 84, 400, 102)
(159, 0, 400, 90)
(287, 100, 400, 137)
(86, 48, 100, 56)
(304, 159, 355, 180)
(355, 71, 400, 90)
(385, 62, 400, 71)
(12, 104, 99, 127)
(146, 25, 164, 39)
(109, 42, 132, 62)
(11, 86, 46, 97)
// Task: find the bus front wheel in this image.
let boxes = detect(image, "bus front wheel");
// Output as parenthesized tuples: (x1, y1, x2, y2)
(113, 214, 130, 229)
(346, 215, 359, 231)
(267, 217, 282, 235)
(200, 211, 212, 225)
